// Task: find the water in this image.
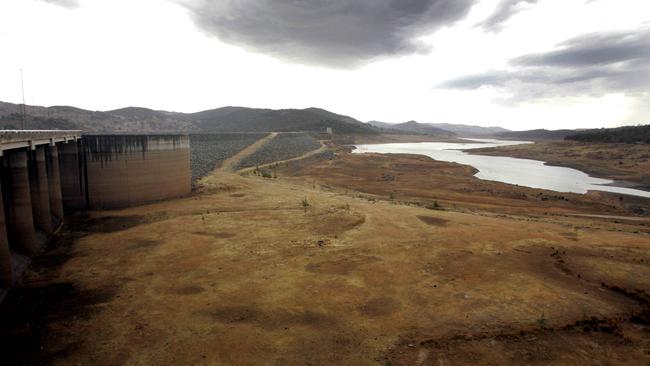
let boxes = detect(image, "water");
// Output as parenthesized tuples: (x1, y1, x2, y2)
(354, 139, 650, 199)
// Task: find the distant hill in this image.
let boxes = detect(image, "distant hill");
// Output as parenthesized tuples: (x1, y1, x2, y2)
(495, 129, 578, 141)
(0, 112, 80, 130)
(367, 120, 456, 137)
(0, 102, 195, 132)
(367, 121, 394, 129)
(565, 125, 650, 144)
(425, 123, 510, 137)
(190, 106, 377, 134)
(108, 106, 171, 119)
(369, 121, 510, 137)
(0, 101, 379, 134)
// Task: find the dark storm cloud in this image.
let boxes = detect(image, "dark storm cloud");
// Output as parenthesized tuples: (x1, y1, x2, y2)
(439, 27, 650, 97)
(478, 0, 540, 32)
(180, 0, 476, 67)
(36, 0, 79, 8)
(513, 30, 650, 67)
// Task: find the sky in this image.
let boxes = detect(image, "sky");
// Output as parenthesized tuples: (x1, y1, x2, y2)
(0, 0, 648, 130)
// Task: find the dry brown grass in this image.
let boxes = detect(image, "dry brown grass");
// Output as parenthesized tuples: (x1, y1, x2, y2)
(2, 150, 650, 365)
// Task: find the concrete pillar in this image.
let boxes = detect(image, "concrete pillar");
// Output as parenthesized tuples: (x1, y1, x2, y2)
(29, 146, 53, 235)
(59, 140, 87, 209)
(46, 144, 64, 221)
(2, 149, 39, 255)
(0, 178, 13, 287)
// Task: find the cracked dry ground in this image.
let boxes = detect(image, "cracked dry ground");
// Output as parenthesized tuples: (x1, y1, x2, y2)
(2, 155, 650, 365)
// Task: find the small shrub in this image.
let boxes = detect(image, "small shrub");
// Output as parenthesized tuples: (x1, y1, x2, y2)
(537, 313, 548, 329)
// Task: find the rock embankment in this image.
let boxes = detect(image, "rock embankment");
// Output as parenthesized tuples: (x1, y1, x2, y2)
(236, 132, 320, 169)
(190, 133, 267, 181)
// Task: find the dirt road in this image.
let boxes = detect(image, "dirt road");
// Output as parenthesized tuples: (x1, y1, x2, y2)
(217, 132, 277, 172)
(238, 140, 328, 174)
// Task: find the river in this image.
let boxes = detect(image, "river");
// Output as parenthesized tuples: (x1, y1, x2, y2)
(353, 139, 650, 199)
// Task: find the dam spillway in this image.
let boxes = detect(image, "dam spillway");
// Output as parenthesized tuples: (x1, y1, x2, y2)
(0, 131, 191, 289)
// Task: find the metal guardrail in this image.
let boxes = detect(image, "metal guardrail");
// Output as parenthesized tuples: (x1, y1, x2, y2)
(0, 130, 83, 155)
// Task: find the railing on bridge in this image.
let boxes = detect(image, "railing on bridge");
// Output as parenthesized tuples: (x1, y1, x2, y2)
(0, 130, 82, 154)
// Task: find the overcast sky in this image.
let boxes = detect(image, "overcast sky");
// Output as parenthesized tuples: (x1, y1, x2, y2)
(0, 0, 648, 130)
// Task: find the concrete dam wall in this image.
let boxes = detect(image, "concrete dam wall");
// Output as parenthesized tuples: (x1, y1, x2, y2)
(84, 135, 191, 208)
(0, 131, 191, 290)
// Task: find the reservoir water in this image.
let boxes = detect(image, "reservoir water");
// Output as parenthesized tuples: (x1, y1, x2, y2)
(354, 139, 650, 199)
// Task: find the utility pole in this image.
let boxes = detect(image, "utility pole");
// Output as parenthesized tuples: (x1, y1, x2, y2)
(20, 69, 27, 130)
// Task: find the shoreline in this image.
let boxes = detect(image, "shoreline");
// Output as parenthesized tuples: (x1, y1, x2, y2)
(351, 133, 472, 144)
(351, 140, 650, 199)
(466, 141, 650, 193)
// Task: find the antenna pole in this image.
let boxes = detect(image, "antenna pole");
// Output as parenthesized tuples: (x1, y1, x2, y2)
(20, 69, 27, 130)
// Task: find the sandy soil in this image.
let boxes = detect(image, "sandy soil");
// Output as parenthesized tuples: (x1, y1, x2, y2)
(470, 141, 650, 190)
(1, 143, 650, 365)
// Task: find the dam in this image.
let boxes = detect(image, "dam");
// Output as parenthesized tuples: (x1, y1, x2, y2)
(0, 131, 191, 289)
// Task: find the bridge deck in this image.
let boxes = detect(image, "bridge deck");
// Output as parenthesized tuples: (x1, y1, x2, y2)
(0, 130, 82, 154)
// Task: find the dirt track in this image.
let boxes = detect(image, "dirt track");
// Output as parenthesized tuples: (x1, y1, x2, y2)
(1, 144, 650, 365)
(218, 132, 276, 172)
(238, 141, 328, 174)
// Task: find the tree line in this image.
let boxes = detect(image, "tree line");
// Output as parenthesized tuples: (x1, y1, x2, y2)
(565, 124, 650, 144)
